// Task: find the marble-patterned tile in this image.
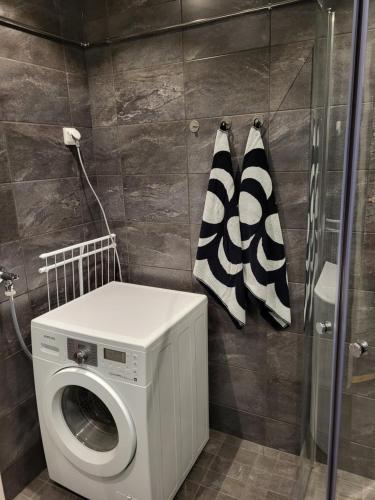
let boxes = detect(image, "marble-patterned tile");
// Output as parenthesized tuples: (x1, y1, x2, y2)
(84, 15, 109, 43)
(129, 265, 193, 292)
(268, 109, 311, 172)
(108, 0, 178, 9)
(266, 331, 303, 384)
(67, 73, 92, 128)
(0, 124, 10, 183)
(270, 1, 316, 46)
(112, 32, 182, 72)
(126, 222, 191, 270)
(96, 175, 125, 221)
(283, 230, 307, 283)
(0, 0, 60, 33)
(0, 350, 35, 416)
(79, 174, 101, 224)
(0, 396, 40, 473)
(25, 481, 81, 499)
(118, 121, 187, 175)
(348, 289, 375, 346)
(181, 0, 269, 22)
(0, 241, 27, 302)
(209, 364, 267, 417)
(270, 41, 313, 111)
(366, 170, 375, 233)
(266, 378, 302, 425)
(265, 419, 301, 455)
(0, 25, 65, 70)
(339, 439, 375, 480)
(83, 0, 107, 20)
(289, 282, 305, 334)
(107, 0, 181, 38)
(0, 185, 19, 244)
(183, 13, 269, 61)
(93, 127, 121, 175)
(273, 171, 308, 229)
(188, 174, 209, 225)
(22, 225, 84, 291)
(185, 49, 269, 119)
(210, 454, 252, 482)
(88, 74, 117, 127)
(85, 47, 113, 79)
(209, 404, 266, 445)
(2, 441, 46, 500)
(64, 46, 86, 75)
(14, 179, 82, 238)
(59, 0, 83, 41)
(201, 469, 246, 498)
(354, 233, 375, 292)
(115, 63, 185, 124)
(0, 294, 32, 360)
(175, 479, 200, 500)
(0, 59, 70, 124)
(124, 174, 189, 223)
(5, 123, 76, 182)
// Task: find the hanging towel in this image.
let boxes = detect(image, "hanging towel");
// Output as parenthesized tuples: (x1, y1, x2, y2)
(193, 129, 246, 326)
(239, 126, 291, 328)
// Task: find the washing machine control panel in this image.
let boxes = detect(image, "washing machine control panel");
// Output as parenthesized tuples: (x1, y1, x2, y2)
(67, 338, 98, 366)
(102, 346, 142, 383)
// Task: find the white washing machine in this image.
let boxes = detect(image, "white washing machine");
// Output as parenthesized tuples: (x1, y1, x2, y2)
(31, 282, 208, 500)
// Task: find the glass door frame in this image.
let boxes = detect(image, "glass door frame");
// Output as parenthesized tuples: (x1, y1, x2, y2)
(325, 1, 369, 498)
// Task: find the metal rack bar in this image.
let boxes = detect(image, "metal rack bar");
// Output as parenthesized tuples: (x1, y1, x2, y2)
(0, 0, 310, 48)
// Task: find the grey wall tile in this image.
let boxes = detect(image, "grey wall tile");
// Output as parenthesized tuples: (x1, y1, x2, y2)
(85, 47, 113, 78)
(93, 127, 121, 175)
(107, 0, 181, 38)
(266, 331, 304, 384)
(0, 351, 35, 417)
(67, 73, 92, 128)
(112, 32, 182, 72)
(266, 378, 302, 425)
(96, 175, 125, 221)
(0, 59, 70, 124)
(127, 222, 191, 269)
(119, 121, 187, 175)
(182, 0, 269, 22)
(283, 230, 307, 283)
(348, 290, 375, 346)
(273, 171, 308, 229)
(84, 16, 109, 43)
(0, 396, 40, 473)
(124, 174, 189, 223)
(289, 282, 305, 334)
(209, 363, 267, 416)
(270, 41, 313, 111)
(183, 13, 269, 61)
(209, 403, 266, 445)
(265, 419, 301, 454)
(0, 185, 19, 244)
(269, 109, 311, 171)
(79, 175, 101, 223)
(185, 49, 269, 119)
(0, 125, 10, 184)
(64, 46, 86, 75)
(115, 63, 185, 124)
(108, 0, 177, 10)
(0, 241, 27, 302)
(366, 170, 375, 232)
(189, 174, 209, 224)
(359, 233, 375, 292)
(14, 179, 82, 238)
(88, 75, 117, 127)
(129, 265, 193, 292)
(0, 25, 65, 71)
(5, 123, 76, 182)
(0, 0, 61, 33)
(0, 294, 32, 360)
(22, 226, 84, 291)
(339, 440, 375, 480)
(270, 1, 316, 46)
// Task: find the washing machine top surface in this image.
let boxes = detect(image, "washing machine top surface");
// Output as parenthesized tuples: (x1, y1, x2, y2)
(32, 282, 206, 348)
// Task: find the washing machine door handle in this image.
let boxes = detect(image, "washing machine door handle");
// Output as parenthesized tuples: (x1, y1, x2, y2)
(42, 367, 137, 478)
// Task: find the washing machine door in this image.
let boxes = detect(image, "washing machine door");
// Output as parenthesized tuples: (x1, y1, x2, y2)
(43, 367, 136, 478)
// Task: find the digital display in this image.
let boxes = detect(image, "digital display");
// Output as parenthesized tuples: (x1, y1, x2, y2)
(104, 348, 126, 364)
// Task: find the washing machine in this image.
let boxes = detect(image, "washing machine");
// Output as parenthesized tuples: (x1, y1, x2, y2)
(31, 282, 208, 500)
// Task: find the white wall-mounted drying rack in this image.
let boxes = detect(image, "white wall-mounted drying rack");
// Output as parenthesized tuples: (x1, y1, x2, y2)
(39, 234, 119, 311)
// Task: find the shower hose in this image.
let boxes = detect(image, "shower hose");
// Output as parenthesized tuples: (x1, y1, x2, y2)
(5, 142, 123, 362)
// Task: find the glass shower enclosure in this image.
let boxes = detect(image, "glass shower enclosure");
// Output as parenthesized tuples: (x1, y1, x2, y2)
(299, 0, 374, 499)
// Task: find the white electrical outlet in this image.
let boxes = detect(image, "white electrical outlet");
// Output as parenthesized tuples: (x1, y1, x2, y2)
(63, 127, 81, 145)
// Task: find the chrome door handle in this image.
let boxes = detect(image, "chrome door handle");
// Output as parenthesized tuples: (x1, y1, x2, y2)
(316, 321, 332, 335)
(349, 340, 369, 359)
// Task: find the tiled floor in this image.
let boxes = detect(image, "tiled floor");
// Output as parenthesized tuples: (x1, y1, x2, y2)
(14, 429, 375, 500)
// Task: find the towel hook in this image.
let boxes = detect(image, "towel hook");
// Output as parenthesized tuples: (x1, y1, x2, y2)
(220, 120, 231, 132)
(253, 118, 263, 130)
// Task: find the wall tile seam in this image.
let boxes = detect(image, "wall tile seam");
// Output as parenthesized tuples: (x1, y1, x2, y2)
(209, 400, 302, 428)
(341, 390, 375, 403)
(0, 389, 36, 420)
(209, 360, 304, 383)
(0, 54, 72, 76)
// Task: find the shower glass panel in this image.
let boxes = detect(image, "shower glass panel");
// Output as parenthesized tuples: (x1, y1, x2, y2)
(298, 0, 366, 498)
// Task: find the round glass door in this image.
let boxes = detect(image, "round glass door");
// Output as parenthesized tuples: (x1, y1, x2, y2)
(61, 385, 119, 452)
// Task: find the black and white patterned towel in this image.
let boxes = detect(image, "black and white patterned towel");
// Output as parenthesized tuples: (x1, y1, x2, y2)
(239, 126, 291, 328)
(193, 129, 246, 326)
